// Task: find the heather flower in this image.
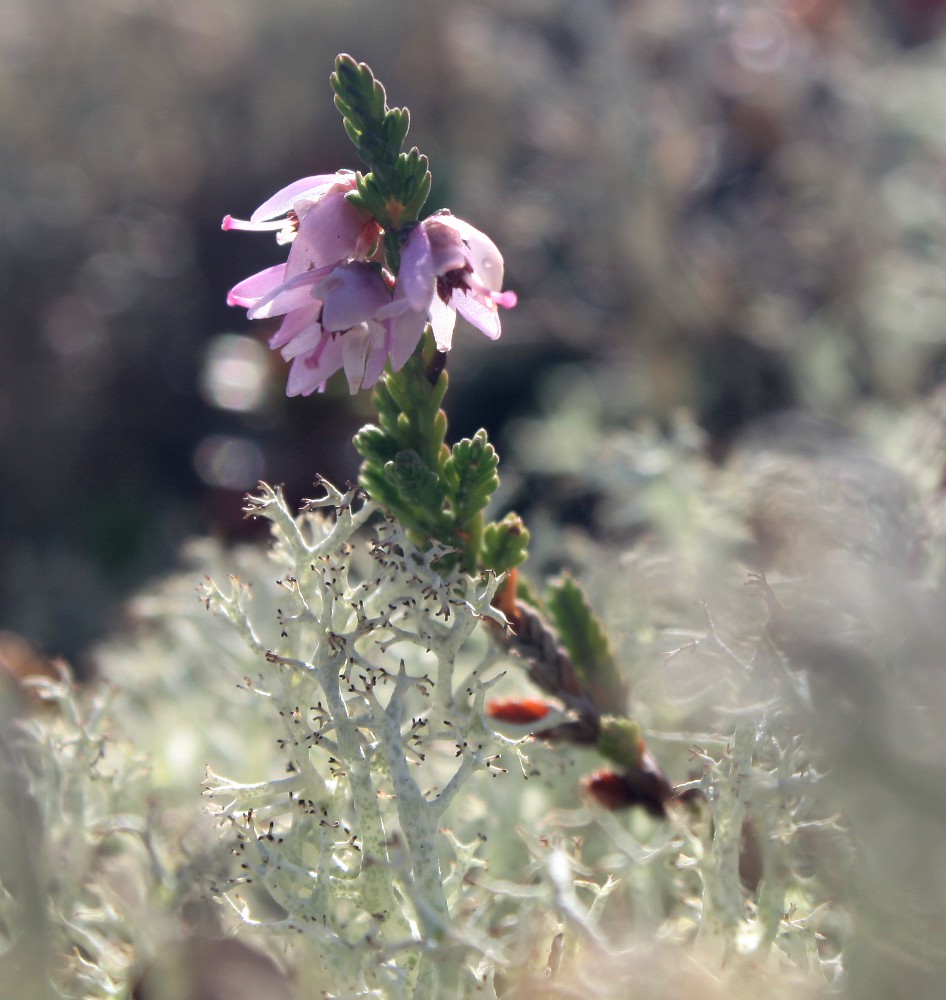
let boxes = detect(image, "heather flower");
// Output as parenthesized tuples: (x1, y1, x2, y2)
(396, 212, 518, 350)
(224, 178, 515, 395)
(224, 173, 408, 394)
(258, 260, 418, 396)
(222, 170, 379, 276)
(222, 170, 382, 332)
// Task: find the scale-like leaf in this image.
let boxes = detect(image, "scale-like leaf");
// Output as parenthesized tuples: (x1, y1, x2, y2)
(482, 513, 530, 573)
(385, 450, 448, 512)
(545, 575, 626, 711)
(443, 431, 499, 522)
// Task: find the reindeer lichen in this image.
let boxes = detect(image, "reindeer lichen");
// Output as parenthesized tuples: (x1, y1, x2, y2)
(201, 481, 520, 996)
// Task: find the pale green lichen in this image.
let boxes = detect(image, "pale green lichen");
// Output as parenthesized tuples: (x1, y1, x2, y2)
(0, 672, 162, 999)
(200, 481, 520, 996)
(17, 400, 946, 997)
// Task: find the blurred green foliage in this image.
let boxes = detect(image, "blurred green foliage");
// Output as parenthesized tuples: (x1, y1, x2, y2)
(4, 1, 946, 661)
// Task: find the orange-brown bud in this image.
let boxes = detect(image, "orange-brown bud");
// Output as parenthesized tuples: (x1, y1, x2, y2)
(486, 696, 551, 724)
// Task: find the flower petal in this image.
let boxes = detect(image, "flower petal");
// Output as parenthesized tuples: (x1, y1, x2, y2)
(316, 262, 391, 332)
(429, 294, 457, 351)
(428, 214, 506, 291)
(361, 328, 391, 389)
(448, 217, 507, 292)
(250, 173, 347, 222)
(342, 325, 371, 394)
(286, 187, 370, 278)
(286, 333, 344, 396)
(424, 218, 469, 277)
(453, 288, 502, 340)
(279, 323, 323, 361)
(226, 264, 286, 308)
(248, 267, 331, 320)
(385, 305, 426, 370)
(398, 225, 436, 311)
(268, 301, 320, 351)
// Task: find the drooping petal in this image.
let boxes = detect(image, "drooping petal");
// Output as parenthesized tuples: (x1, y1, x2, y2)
(452, 288, 502, 341)
(279, 323, 323, 361)
(382, 300, 426, 371)
(286, 186, 373, 278)
(226, 264, 286, 308)
(361, 321, 393, 389)
(248, 267, 331, 320)
(286, 333, 345, 396)
(341, 325, 372, 394)
(398, 224, 436, 311)
(424, 218, 469, 278)
(249, 173, 346, 222)
(429, 293, 458, 351)
(316, 262, 391, 332)
(268, 301, 320, 351)
(437, 215, 507, 292)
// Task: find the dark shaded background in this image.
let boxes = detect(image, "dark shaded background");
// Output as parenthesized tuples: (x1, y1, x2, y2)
(3, 0, 946, 662)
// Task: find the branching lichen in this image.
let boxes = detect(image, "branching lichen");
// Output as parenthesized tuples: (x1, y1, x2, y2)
(0, 672, 160, 999)
(201, 481, 517, 996)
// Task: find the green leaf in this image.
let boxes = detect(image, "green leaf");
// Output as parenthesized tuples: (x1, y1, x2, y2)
(342, 118, 362, 147)
(390, 108, 411, 150)
(443, 431, 499, 522)
(597, 716, 643, 768)
(352, 424, 399, 466)
(385, 451, 447, 509)
(331, 55, 430, 228)
(481, 513, 530, 573)
(359, 467, 403, 514)
(355, 335, 526, 574)
(545, 575, 626, 711)
(403, 172, 432, 220)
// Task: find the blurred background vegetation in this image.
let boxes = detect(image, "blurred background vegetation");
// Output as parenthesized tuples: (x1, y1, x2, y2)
(3, 0, 946, 664)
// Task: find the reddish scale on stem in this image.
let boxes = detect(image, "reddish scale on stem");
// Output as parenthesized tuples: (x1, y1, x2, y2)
(582, 770, 636, 812)
(493, 567, 521, 625)
(582, 750, 684, 819)
(486, 697, 552, 724)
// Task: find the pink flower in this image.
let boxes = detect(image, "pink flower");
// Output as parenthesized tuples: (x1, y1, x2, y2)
(223, 178, 516, 394)
(253, 261, 422, 396)
(222, 171, 382, 324)
(223, 171, 380, 283)
(395, 212, 518, 351)
(224, 173, 406, 394)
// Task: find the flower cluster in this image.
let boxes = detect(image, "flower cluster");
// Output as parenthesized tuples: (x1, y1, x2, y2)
(223, 171, 517, 395)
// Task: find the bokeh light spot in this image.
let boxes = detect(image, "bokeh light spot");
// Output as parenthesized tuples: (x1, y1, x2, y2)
(193, 434, 264, 490)
(200, 333, 268, 412)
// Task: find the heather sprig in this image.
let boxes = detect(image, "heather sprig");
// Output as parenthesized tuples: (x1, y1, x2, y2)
(222, 54, 671, 814)
(222, 55, 515, 396)
(354, 334, 529, 576)
(330, 53, 431, 255)
(213, 53, 691, 996)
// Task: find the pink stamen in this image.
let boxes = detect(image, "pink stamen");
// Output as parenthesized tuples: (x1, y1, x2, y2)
(221, 215, 287, 233)
(459, 268, 518, 311)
